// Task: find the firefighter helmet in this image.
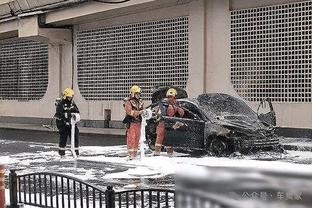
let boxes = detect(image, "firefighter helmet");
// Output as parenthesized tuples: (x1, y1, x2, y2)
(63, 88, 74, 98)
(130, 85, 141, 94)
(166, 88, 177, 97)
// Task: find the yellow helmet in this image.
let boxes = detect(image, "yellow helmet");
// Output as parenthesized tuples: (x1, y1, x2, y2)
(166, 88, 177, 97)
(63, 88, 74, 98)
(130, 85, 141, 94)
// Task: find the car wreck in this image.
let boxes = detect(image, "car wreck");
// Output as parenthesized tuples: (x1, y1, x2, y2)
(146, 87, 280, 156)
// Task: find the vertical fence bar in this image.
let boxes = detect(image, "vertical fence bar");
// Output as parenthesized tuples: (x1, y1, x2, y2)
(149, 190, 152, 208)
(99, 192, 103, 208)
(44, 174, 48, 206)
(157, 192, 160, 208)
(33, 174, 37, 204)
(23, 176, 26, 203)
(86, 185, 89, 208)
(133, 191, 136, 208)
(67, 178, 70, 208)
(73, 181, 77, 208)
(50, 175, 53, 207)
(18, 177, 21, 205)
(141, 190, 144, 207)
(80, 183, 83, 208)
(92, 188, 96, 208)
(165, 192, 169, 208)
(28, 175, 31, 203)
(61, 176, 65, 208)
(39, 174, 42, 206)
(56, 176, 59, 208)
(118, 193, 121, 207)
(9, 170, 18, 207)
(125, 192, 129, 208)
(105, 186, 115, 208)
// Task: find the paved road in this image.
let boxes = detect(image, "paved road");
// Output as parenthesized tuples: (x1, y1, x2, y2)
(2, 128, 312, 207)
(0, 128, 125, 146)
(0, 128, 173, 191)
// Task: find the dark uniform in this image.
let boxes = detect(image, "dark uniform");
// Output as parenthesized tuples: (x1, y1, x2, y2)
(55, 98, 80, 156)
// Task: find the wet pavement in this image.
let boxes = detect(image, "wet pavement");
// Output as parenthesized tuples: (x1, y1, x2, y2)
(2, 128, 312, 207)
(0, 138, 174, 191)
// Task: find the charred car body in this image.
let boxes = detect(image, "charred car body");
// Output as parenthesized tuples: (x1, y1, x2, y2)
(146, 87, 280, 156)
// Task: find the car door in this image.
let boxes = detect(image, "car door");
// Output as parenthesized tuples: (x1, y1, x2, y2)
(162, 116, 205, 149)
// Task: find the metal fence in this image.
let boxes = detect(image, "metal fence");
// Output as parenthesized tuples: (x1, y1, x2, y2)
(7, 170, 240, 208)
(7, 170, 175, 208)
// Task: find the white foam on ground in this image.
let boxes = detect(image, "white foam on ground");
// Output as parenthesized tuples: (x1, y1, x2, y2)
(2, 142, 312, 181)
(0, 156, 20, 166)
(79, 146, 312, 179)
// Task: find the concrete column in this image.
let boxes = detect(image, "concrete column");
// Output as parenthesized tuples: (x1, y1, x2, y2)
(205, 0, 237, 95)
(60, 43, 73, 93)
(187, 0, 205, 97)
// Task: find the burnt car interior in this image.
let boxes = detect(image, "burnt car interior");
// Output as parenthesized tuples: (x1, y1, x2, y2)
(257, 98, 276, 126)
(179, 101, 204, 120)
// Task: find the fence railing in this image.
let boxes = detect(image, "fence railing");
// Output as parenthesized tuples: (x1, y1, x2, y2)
(7, 170, 175, 208)
(7, 170, 240, 208)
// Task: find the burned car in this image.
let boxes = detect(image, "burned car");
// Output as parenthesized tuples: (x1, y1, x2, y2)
(146, 87, 280, 156)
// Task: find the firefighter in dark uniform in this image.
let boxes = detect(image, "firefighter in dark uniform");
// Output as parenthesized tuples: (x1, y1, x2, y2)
(123, 85, 144, 160)
(55, 88, 80, 157)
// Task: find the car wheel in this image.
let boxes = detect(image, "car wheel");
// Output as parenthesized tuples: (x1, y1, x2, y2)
(209, 137, 229, 156)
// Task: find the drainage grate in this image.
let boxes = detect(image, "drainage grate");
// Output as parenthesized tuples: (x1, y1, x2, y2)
(231, 1, 312, 102)
(0, 40, 48, 101)
(76, 16, 189, 100)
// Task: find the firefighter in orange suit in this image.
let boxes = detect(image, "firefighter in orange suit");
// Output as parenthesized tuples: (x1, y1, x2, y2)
(154, 88, 184, 157)
(123, 85, 144, 160)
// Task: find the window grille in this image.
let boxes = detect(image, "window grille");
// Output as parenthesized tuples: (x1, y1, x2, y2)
(76, 16, 189, 100)
(231, 1, 312, 102)
(0, 40, 48, 100)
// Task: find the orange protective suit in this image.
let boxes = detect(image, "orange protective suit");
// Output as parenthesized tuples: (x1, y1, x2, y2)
(155, 99, 184, 156)
(124, 97, 144, 159)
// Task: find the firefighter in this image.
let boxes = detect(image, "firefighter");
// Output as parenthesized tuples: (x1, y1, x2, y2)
(55, 88, 80, 157)
(123, 85, 144, 160)
(154, 88, 184, 157)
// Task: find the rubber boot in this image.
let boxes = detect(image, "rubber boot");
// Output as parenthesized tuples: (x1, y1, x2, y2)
(154, 145, 161, 156)
(128, 151, 136, 160)
(166, 146, 174, 157)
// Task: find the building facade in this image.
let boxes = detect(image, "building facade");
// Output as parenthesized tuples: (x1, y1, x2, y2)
(0, 0, 311, 130)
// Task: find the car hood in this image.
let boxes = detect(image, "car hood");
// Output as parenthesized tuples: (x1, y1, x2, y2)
(214, 114, 272, 134)
(151, 86, 188, 103)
